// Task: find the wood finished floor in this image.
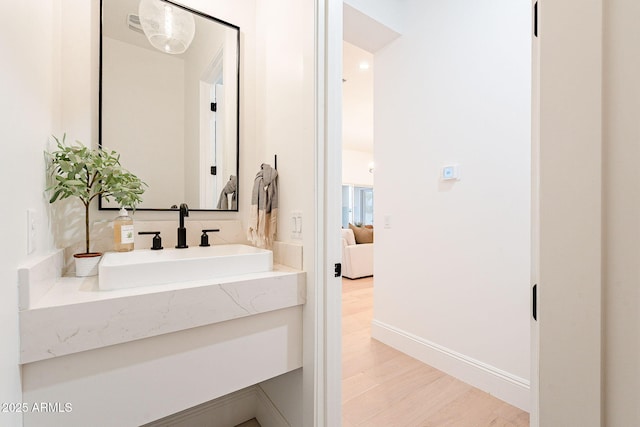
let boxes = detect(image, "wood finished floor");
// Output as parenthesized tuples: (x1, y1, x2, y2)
(341, 277, 530, 427)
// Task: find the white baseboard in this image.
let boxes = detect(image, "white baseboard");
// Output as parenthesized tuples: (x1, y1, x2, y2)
(143, 385, 290, 427)
(371, 319, 530, 412)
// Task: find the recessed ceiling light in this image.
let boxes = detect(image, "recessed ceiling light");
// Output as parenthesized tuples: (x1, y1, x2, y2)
(359, 61, 370, 70)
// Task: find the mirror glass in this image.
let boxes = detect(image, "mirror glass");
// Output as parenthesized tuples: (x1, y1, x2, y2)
(100, 0, 240, 211)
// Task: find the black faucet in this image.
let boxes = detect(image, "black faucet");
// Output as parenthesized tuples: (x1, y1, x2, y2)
(176, 203, 189, 248)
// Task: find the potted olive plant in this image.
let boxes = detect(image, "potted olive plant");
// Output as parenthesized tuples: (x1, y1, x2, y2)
(47, 134, 146, 276)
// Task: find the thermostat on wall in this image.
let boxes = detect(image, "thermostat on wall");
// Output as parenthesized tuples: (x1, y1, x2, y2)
(441, 164, 460, 181)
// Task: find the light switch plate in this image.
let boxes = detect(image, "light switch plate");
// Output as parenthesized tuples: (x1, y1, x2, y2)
(291, 210, 303, 239)
(441, 164, 460, 180)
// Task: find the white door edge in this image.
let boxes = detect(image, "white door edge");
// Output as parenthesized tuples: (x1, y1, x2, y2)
(314, 0, 343, 425)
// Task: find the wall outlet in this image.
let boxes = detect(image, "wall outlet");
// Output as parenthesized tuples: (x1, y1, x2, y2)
(384, 214, 392, 229)
(27, 209, 36, 254)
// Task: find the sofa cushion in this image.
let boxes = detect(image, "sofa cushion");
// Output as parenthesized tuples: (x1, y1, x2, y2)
(342, 238, 373, 279)
(341, 228, 357, 246)
(349, 223, 374, 244)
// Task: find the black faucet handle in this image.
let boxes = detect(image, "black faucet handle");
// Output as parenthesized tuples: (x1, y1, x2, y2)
(200, 229, 220, 247)
(138, 231, 163, 250)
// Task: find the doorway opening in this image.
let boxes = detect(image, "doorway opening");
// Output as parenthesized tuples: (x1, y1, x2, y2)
(338, 2, 532, 425)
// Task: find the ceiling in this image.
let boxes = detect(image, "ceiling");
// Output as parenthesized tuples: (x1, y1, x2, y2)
(343, 3, 401, 54)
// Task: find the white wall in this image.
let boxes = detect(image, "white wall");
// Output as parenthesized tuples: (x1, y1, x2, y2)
(102, 37, 185, 208)
(342, 149, 373, 187)
(342, 41, 373, 153)
(603, 0, 640, 425)
(253, 0, 316, 424)
(2, 0, 314, 425)
(0, 1, 60, 426)
(41, 0, 313, 424)
(372, 0, 531, 410)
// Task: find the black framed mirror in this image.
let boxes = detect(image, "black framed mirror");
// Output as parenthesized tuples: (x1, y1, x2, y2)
(99, 0, 240, 211)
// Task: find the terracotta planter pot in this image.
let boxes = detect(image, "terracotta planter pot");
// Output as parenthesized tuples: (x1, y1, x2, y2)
(74, 252, 103, 277)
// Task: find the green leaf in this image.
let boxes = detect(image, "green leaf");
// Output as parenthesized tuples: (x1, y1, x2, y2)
(45, 134, 147, 248)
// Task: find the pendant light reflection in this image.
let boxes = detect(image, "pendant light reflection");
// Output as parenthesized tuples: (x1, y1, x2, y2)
(138, 0, 195, 55)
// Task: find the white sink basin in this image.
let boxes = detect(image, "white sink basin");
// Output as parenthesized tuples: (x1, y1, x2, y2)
(98, 244, 273, 290)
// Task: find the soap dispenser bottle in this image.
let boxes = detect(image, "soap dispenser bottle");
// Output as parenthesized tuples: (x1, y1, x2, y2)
(114, 207, 134, 252)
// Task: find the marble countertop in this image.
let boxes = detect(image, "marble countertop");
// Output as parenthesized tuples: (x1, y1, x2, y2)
(19, 265, 306, 364)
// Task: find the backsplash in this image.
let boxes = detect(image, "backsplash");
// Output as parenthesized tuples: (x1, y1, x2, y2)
(131, 220, 247, 249)
(63, 220, 248, 274)
(19, 223, 304, 309)
(17, 249, 64, 310)
(272, 241, 303, 270)
(54, 219, 302, 275)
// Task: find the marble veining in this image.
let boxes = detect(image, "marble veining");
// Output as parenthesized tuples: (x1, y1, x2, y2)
(19, 266, 305, 364)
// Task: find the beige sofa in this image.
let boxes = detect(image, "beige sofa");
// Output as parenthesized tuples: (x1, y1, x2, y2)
(341, 228, 373, 279)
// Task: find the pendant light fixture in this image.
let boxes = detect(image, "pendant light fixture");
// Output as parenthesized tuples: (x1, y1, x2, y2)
(138, 0, 195, 55)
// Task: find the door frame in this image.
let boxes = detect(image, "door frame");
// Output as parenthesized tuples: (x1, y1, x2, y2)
(313, 0, 343, 425)
(533, 0, 603, 425)
(315, 1, 603, 426)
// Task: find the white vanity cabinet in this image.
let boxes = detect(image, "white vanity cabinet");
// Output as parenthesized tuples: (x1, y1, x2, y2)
(18, 250, 305, 426)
